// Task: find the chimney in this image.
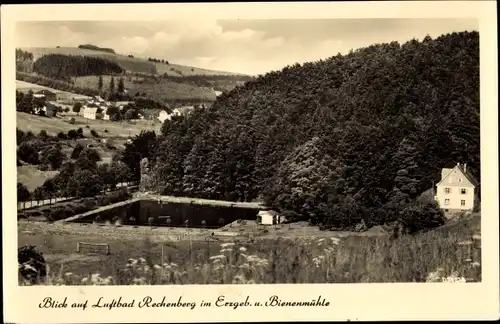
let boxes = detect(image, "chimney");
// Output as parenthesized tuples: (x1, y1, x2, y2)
(464, 163, 467, 173)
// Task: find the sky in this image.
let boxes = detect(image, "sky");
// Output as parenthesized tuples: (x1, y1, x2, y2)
(16, 19, 478, 75)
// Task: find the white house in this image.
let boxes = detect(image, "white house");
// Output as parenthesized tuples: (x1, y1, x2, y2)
(82, 107, 98, 120)
(33, 93, 45, 99)
(103, 108, 110, 120)
(116, 101, 133, 110)
(434, 162, 479, 215)
(174, 106, 195, 116)
(257, 210, 280, 225)
(158, 110, 170, 123)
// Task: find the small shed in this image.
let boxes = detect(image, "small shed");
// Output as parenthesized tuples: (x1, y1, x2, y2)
(258, 210, 280, 225)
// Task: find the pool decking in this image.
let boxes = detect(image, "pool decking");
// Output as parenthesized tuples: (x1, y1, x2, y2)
(58, 195, 267, 223)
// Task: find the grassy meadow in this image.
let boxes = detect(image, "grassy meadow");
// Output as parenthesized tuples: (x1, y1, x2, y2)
(16, 112, 162, 138)
(18, 214, 481, 285)
(74, 75, 217, 102)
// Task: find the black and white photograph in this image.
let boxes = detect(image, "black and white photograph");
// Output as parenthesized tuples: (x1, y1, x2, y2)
(3, 1, 499, 322)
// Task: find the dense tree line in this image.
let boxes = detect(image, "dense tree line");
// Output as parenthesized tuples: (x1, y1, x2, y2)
(148, 57, 169, 64)
(33, 54, 124, 80)
(78, 44, 116, 54)
(16, 49, 34, 73)
(164, 74, 254, 83)
(142, 31, 479, 231)
(16, 49, 34, 61)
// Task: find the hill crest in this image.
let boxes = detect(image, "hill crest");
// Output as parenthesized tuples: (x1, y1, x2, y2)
(19, 46, 249, 77)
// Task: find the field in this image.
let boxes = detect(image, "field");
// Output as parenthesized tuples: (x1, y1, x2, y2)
(20, 47, 246, 77)
(16, 80, 90, 103)
(74, 75, 217, 102)
(16, 124, 131, 190)
(18, 214, 481, 285)
(16, 112, 162, 138)
(17, 165, 59, 191)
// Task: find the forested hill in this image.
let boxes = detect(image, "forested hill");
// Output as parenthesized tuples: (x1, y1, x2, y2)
(148, 31, 479, 230)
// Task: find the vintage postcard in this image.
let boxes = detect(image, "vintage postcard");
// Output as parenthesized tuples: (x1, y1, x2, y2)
(2, 1, 499, 323)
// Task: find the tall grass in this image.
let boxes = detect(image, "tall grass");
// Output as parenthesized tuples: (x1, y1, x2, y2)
(19, 218, 481, 285)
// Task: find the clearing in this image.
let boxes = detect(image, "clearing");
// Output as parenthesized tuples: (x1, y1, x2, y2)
(17, 165, 58, 191)
(17, 213, 481, 283)
(74, 75, 217, 102)
(16, 112, 162, 138)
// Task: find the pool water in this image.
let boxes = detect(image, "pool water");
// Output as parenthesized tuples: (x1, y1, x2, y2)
(71, 199, 261, 228)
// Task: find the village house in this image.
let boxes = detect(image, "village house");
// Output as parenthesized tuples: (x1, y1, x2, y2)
(434, 162, 479, 215)
(103, 109, 111, 120)
(82, 107, 98, 120)
(257, 210, 280, 225)
(157, 110, 170, 123)
(32, 93, 45, 100)
(116, 101, 134, 111)
(35, 89, 57, 102)
(157, 106, 195, 123)
(174, 106, 195, 116)
(72, 95, 90, 104)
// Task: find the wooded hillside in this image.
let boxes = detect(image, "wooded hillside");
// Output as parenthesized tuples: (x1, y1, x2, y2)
(109, 32, 483, 230)
(33, 54, 124, 80)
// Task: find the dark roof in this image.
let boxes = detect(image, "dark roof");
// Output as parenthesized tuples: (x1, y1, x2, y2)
(438, 164, 480, 187)
(457, 165, 480, 187)
(259, 210, 279, 216)
(36, 89, 57, 95)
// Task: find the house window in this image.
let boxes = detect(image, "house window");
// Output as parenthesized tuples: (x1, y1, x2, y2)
(445, 188, 451, 194)
(460, 188, 467, 195)
(444, 199, 450, 205)
(461, 200, 466, 206)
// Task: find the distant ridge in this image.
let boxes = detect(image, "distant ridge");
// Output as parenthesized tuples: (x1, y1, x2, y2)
(78, 44, 115, 54)
(20, 46, 249, 77)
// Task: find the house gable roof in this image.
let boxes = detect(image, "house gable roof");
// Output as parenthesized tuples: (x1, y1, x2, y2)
(258, 210, 279, 216)
(436, 164, 479, 187)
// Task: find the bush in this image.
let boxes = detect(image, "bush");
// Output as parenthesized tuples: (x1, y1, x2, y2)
(71, 143, 85, 159)
(90, 129, 99, 137)
(67, 129, 78, 139)
(18, 212, 27, 220)
(18, 245, 47, 284)
(71, 202, 91, 214)
(57, 132, 67, 140)
(281, 210, 304, 223)
(38, 130, 49, 139)
(104, 129, 108, 133)
(399, 201, 446, 234)
(17, 142, 40, 164)
(26, 211, 42, 217)
(82, 199, 97, 210)
(69, 117, 76, 124)
(77, 128, 84, 138)
(49, 206, 66, 221)
(63, 205, 75, 218)
(106, 142, 116, 150)
(107, 188, 132, 204)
